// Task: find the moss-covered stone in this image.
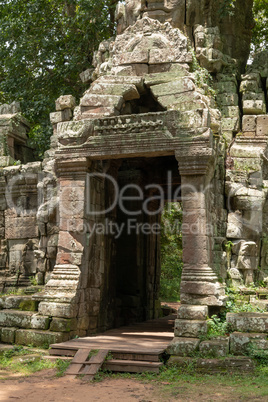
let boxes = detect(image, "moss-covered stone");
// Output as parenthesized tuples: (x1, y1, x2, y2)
(0, 310, 50, 330)
(31, 315, 50, 330)
(4, 295, 38, 310)
(0, 310, 33, 328)
(50, 318, 77, 332)
(15, 329, 70, 347)
(1, 327, 16, 344)
(19, 300, 39, 312)
(144, 65, 188, 87)
(199, 338, 229, 358)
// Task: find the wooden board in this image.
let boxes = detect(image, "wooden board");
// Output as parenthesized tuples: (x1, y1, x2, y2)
(65, 348, 109, 380)
(111, 352, 160, 362)
(49, 348, 76, 357)
(86, 349, 109, 365)
(82, 349, 109, 381)
(104, 359, 163, 374)
(50, 338, 170, 353)
(65, 348, 91, 376)
(50, 314, 175, 355)
(50, 343, 166, 355)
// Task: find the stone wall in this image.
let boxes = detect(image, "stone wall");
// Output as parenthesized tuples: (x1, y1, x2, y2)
(168, 312, 268, 365)
(225, 53, 268, 288)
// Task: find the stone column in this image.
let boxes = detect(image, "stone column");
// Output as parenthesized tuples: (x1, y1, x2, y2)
(172, 148, 225, 341)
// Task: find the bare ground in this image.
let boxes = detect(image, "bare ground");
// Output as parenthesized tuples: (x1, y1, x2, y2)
(0, 368, 268, 402)
(1, 369, 157, 402)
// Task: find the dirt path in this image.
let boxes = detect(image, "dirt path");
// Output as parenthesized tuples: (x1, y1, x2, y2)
(0, 370, 159, 402)
(1, 368, 267, 402)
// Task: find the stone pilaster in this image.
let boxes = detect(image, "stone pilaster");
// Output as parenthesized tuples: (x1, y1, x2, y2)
(175, 148, 225, 307)
(35, 157, 91, 330)
(170, 146, 225, 348)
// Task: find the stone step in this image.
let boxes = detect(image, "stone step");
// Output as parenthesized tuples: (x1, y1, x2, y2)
(226, 312, 268, 333)
(43, 355, 73, 362)
(256, 288, 268, 299)
(230, 332, 268, 355)
(0, 343, 14, 355)
(0, 295, 39, 311)
(24, 286, 44, 295)
(251, 300, 268, 311)
(0, 309, 50, 330)
(15, 329, 70, 347)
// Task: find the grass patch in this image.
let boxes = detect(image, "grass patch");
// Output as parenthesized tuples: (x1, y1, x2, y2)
(55, 359, 71, 377)
(0, 349, 55, 376)
(94, 365, 268, 400)
(0, 345, 72, 377)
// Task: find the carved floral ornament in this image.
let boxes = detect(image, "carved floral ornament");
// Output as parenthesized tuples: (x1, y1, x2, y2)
(93, 17, 192, 71)
(112, 17, 191, 65)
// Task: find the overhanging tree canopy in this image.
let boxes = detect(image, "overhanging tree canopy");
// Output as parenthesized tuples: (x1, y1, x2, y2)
(252, 0, 268, 53)
(0, 0, 118, 156)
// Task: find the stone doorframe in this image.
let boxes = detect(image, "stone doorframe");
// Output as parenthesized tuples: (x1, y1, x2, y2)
(37, 109, 225, 336)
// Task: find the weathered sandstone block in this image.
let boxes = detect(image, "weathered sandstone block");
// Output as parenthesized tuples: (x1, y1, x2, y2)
(229, 332, 268, 355)
(167, 337, 200, 356)
(227, 313, 268, 333)
(38, 302, 77, 318)
(15, 329, 69, 347)
(199, 338, 229, 358)
(174, 319, 207, 338)
(177, 305, 208, 320)
(55, 95, 76, 111)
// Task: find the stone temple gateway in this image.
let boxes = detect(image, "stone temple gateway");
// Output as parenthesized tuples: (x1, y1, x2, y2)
(0, 0, 268, 358)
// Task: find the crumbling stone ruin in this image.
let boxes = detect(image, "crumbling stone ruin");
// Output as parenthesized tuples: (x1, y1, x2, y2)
(0, 0, 268, 359)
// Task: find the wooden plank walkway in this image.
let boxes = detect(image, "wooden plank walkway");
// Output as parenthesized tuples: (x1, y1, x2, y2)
(50, 314, 175, 354)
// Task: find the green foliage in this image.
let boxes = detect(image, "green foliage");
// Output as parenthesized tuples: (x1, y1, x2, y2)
(28, 123, 53, 160)
(252, 0, 268, 53)
(225, 241, 234, 253)
(226, 299, 266, 313)
(55, 358, 71, 377)
(105, 351, 113, 361)
(29, 275, 38, 286)
(160, 203, 183, 301)
(247, 344, 268, 366)
(0, 287, 24, 297)
(0, 0, 118, 158)
(2, 345, 26, 359)
(207, 315, 229, 338)
(189, 48, 217, 98)
(225, 287, 266, 314)
(0, 346, 55, 375)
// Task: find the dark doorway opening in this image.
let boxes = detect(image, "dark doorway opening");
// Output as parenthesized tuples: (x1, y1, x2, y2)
(99, 155, 182, 330)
